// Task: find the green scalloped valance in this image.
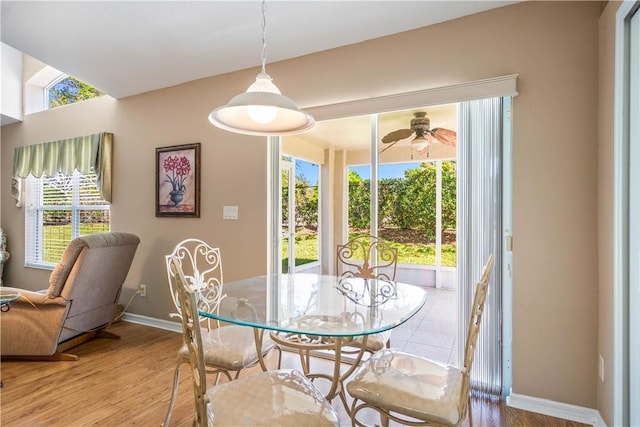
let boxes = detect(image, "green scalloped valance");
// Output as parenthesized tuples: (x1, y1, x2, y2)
(11, 132, 113, 205)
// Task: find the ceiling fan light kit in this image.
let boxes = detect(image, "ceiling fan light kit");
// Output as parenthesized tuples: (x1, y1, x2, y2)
(208, 1, 315, 136)
(410, 134, 430, 152)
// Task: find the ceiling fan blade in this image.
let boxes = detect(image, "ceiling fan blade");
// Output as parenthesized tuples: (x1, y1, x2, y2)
(381, 129, 414, 144)
(380, 139, 401, 153)
(430, 128, 457, 146)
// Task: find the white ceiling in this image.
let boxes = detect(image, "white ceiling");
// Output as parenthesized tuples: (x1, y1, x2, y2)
(1, 1, 516, 153)
(1, 1, 515, 99)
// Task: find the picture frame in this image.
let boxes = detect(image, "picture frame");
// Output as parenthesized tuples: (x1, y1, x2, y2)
(156, 143, 200, 218)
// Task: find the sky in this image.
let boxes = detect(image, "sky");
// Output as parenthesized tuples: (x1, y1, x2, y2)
(352, 163, 422, 181)
(296, 159, 421, 185)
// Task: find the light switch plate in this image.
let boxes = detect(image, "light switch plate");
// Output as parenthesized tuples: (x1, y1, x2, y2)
(223, 205, 238, 220)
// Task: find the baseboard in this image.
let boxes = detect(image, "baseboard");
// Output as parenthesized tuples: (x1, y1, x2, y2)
(507, 393, 607, 426)
(121, 312, 181, 333)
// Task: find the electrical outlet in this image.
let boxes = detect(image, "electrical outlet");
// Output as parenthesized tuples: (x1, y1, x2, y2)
(599, 354, 605, 383)
(138, 284, 146, 297)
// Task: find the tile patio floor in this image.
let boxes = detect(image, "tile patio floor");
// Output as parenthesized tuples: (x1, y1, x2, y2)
(389, 286, 459, 365)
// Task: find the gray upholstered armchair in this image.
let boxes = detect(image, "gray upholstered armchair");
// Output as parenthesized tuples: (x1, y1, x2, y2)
(0, 232, 140, 360)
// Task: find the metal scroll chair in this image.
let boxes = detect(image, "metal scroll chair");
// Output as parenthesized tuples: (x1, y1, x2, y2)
(167, 256, 339, 427)
(336, 235, 398, 354)
(162, 239, 280, 427)
(269, 235, 398, 409)
(347, 254, 494, 427)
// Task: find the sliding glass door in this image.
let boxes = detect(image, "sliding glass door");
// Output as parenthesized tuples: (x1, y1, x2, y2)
(280, 156, 320, 274)
(270, 83, 516, 398)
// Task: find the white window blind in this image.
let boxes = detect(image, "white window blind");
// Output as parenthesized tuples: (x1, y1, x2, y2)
(25, 171, 110, 268)
(458, 96, 504, 395)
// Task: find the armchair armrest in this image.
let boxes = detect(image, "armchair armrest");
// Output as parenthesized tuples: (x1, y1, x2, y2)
(0, 287, 70, 357)
(2, 287, 68, 306)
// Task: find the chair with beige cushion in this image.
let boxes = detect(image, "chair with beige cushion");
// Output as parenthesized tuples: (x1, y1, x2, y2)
(336, 234, 398, 353)
(162, 238, 280, 426)
(347, 254, 494, 427)
(0, 232, 140, 361)
(167, 256, 339, 427)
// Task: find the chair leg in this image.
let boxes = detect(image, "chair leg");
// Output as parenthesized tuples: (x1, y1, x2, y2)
(162, 360, 183, 427)
(467, 394, 473, 427)
(274, 345, 283, 369)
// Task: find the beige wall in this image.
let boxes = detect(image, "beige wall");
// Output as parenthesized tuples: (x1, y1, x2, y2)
(0, 1, 607, 411)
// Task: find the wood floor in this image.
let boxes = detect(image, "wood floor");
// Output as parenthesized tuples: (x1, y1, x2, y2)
(1, 321, 590, 427)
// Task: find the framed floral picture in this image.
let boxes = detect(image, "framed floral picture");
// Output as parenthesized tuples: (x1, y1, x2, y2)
(156, 143, 200, 217)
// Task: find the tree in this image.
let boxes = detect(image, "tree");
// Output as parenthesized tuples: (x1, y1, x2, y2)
(49, 76, 104, 108)
(305, 162, 456, 242)
(441, 161, 457, 232)
(378, 178, 402, 227)
(281, 171, 290, 224)
(282, 171, 319, 230)
(395, 163, 438, 239)
(392, 161, 457, 241)
(295, 174, 318, 229)
(348, 171, 370, 229)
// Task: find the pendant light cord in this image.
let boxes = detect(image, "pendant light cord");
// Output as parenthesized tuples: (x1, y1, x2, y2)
(260, 0, 268, 74)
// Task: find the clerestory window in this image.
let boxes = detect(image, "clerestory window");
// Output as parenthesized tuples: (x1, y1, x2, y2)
(46, 75, 104, 109)
(25, 64, 105, 115)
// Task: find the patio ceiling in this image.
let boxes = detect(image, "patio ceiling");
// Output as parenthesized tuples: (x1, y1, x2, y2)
(285, 103, 458, 153)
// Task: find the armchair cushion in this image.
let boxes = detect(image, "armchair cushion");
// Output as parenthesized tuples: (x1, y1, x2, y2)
(47, 232, 138, 297)
(47, 240, 84, 296)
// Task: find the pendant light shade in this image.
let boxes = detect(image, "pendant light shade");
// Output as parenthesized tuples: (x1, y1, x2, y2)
(209, 72, 315, 136)
(208, 1, 315, 136)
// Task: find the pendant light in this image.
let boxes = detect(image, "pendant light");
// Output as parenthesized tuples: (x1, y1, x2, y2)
(209, 1, 315, 136)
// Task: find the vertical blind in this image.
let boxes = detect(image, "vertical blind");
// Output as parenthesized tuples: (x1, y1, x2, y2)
(458, 97, 504, 395)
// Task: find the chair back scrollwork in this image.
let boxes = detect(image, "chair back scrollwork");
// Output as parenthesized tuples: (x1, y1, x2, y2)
(336, 235, 398, 282)
(336, 235, 398, 307)
(165, 238, 225, 329)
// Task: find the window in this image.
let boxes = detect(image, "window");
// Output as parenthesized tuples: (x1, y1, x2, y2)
(25, 65, 105, 115)
(46, 75, 104, 109)
(25, 171, 110, 268)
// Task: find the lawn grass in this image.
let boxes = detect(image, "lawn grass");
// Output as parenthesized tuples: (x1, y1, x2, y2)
(44, 225, 455, 269)
(42, 224, 110, 263)
(283, 231, 456, 269)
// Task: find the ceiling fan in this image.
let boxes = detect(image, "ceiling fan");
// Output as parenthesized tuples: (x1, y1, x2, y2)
(381, 111, 456, 155)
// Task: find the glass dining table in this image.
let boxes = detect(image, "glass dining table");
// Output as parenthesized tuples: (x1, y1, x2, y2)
(198, 272, 427, 408)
